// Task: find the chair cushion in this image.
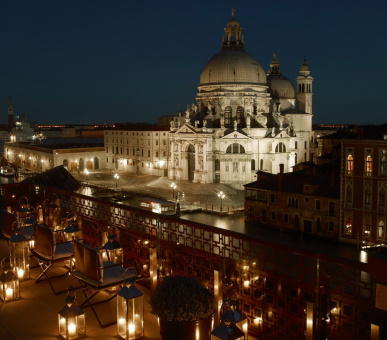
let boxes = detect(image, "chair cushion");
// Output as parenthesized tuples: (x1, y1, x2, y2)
(53, 242, 74, 260)
(33, 224, 55, 259)
(71, 264, 136, 289)
(73, 240, 103, 282)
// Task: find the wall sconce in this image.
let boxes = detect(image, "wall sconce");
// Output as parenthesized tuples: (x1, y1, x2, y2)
(0, 257, 20, 302)
(58, 286, 85, 339)
(117, 269, 143, 339)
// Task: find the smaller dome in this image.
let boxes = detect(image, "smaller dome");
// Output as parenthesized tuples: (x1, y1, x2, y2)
(267, 75, 295, 99)
(227, 19, 240, 28)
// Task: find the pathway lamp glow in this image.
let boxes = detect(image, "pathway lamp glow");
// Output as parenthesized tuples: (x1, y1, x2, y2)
(217, 191, 225, 213)
(114, 173, 120, 188)
(58, 286, 85, 340)
(170, 182, 177, 199)
(117, 269, 143, 339)
(0, 257, 20, 302)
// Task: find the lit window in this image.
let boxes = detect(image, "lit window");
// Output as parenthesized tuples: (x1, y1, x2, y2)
(345, 217, 352, 234)
(379, 221, 385, 238)
(347, 155, 353, 175)
(366, 156, 372, 176)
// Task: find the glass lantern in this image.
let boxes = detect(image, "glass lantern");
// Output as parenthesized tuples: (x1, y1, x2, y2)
(63, 213, 81, 242)
(9, 225, 30, 280)
(0, 257, 20, 302)
(117, 269, 143, 339)
(211, 320, 245, 340)
(101, 227, 123, 264)
(58, 286, 85, 340)
(225, 291, 248, 338)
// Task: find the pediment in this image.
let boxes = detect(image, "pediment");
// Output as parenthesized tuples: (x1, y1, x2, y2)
(175, 124, 197, 134)
(222, 129, 250, 139)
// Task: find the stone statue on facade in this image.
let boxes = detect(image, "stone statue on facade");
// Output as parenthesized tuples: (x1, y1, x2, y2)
(186, 104, 191, 118)
(191, 103, 197, 113)
(203, 119, 207, 128)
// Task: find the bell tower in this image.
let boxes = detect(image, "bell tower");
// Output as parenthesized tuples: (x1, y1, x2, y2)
(296, 58, 313, 113)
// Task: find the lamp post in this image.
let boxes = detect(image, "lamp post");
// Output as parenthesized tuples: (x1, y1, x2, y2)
(84, 169, 89, 184)
(217, 191, 225, 213)
(114, 173, 119, 189)
(170, 182, 177, 199)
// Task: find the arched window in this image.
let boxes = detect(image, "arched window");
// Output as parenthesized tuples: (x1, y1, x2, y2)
(346, 184, 352, 203)
(347, 155, 353, 175)
(298, 84, 301, 93)
(379, 188, 386, 207)
(380, 154, 386, 175)
(251, 159, 255, 171)
(379, 220, 385, 238)
(365, 186, 372, 205)
(366, 155, 373, 176)
(236, 106, 245, 125)
(301, 84, 305, 93)
(345, 217, 352, 234)
(226, 143, 245, 154)
(275, 142, 286, 153)
(225, 106, 232, 125)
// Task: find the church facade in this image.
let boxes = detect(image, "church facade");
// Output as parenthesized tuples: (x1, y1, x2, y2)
(168, 10, 313, 189)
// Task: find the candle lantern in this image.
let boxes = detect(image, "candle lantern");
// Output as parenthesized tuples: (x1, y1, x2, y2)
(58, 286, 85, 339)
(0, 257, 20, 302)
(225, 291, 248, 338)
(101, 226, 123, 264)
(117, 269, 143, 339)
(63, 213, 81, 242)
(211, 320, 245, 340)
(9, 222, 30, 280)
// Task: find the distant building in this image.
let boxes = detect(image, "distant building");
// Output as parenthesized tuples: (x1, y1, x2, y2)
(244, 162, 340, 241)
(4, 138, 105, 172)
(104, 124, 170, 176)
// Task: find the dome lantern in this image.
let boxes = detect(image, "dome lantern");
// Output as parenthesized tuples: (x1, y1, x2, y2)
(221, 8, 245, 51)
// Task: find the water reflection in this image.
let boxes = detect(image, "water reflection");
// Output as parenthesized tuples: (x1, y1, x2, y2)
(180, 212, 247, 233)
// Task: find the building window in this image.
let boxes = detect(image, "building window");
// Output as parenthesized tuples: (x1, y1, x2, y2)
(316, 218, 321, 233)
(156, 151, 159, 157)
(215, 159, 220, 171)
(105, 147, 108, 153)
(347, 154, 353, 175)
(251, 159, 255, 171)
(163, 151, 166, 157)
(345, 217, 352, 235)
(148, 150, 150, 157)
(304, 141, 307, 149)
(315, 199, 321, 210)
(364, 224, 371, 237)
(366, 155, 373, 176)
(329, 222, 334, 232)
(112, 147, 114, 153)
(163, 140, 166, 145)
(346, 183, 352, 203)
(379, 187, 386, 207)
(304, 197, 310, 203)
(236, 106, 245, 125)
(275, 143, 286, 153)
(271, 211, 276, 221)
(225, 106, 232, 125)
(380, 150, 387, 175)
(106, 157, 108, 163)
(365, 185, 372, 205)
(284, 214, 289, 223)
(270, 194, 275, 204)
(226, 143, 245, 154)
(295, 141, 298, 149)
(156, 140, 158, 146)
(378, 220, 385, 239)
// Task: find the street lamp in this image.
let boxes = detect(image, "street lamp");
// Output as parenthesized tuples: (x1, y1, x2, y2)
(217, 191, 225, 213)
(114, 173, 119, 188)
(84, 169, 89, 184)
(170, 182, 177, 199)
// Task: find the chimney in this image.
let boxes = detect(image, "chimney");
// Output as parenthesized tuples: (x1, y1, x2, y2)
(278, 163, 284, 191)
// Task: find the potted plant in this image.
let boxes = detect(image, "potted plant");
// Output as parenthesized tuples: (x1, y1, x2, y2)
(149, 275, 216, 340)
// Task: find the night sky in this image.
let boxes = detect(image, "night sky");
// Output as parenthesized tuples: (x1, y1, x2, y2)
(1, 0, 387, 125)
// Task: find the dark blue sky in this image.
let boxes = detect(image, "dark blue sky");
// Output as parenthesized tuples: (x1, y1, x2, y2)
(1, 0, 386, 125)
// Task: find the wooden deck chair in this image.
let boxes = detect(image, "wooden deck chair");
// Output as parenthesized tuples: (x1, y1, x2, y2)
(70, 240, 137, 328)
(30, 223, 74, 294)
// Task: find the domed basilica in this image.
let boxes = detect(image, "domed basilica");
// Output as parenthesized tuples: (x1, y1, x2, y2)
(168, 9, 313, 189)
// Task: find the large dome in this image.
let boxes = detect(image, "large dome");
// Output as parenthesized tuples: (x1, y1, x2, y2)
(199, 50, 267, 85)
